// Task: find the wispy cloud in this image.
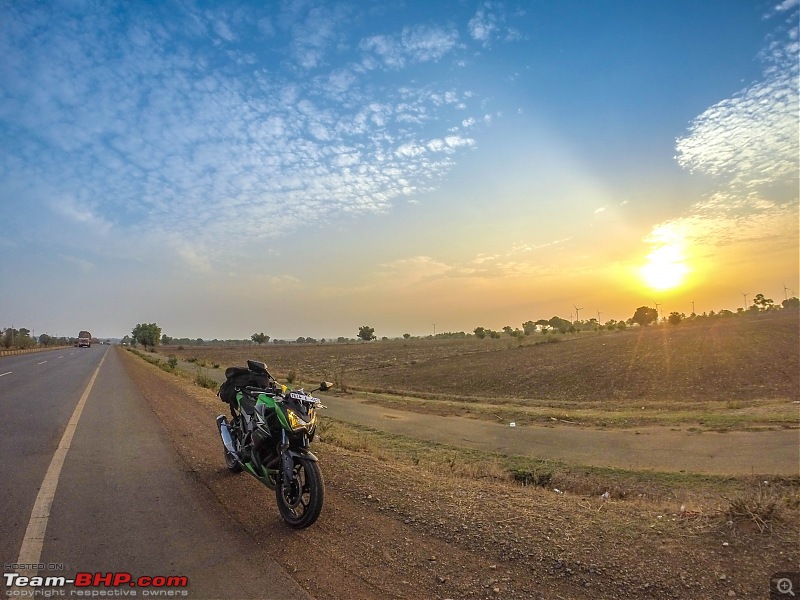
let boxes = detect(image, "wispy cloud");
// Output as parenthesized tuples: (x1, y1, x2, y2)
(50, 196, 113, 235)
(675, 7, 798, 190)
(656, 2, 799, 256)
(468, 2, 522, 47)
(0, 1, 508, 271)
(360, 24, 460, 69)
(362, 238, 571, 291)
(59, 254, 96, 272)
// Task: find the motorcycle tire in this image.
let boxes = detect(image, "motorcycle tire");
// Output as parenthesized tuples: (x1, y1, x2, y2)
(276, 458, 324, 529)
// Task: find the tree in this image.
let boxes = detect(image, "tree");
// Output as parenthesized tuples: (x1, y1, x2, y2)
(502, 325, 514, 336)
(3, 328, 33, 349)
(668, 311, 684, 325)
(38, 333, 53, 346)
(547, 316, 571, 331)
(473, 327, 487, 339)
(782, 297, 799, 309)
(403, 333, 411, 339)
(753, 293, 774, 311)
(161, 334, 173, 345)
(357, 325, 376, 341)
(631, 306, 658, 326)
(132, 323, 162, 350)
(522, 320, 536, 335)
(251, 332, 270, 345)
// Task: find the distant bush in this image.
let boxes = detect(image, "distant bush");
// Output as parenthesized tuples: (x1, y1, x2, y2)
(286, 369, 297, 384)
(195, 372, 217, 389)
(167, 356, 178, 370)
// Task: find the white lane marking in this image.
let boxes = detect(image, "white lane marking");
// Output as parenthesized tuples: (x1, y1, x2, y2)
(0, 372, 11, 377)
(15, 351, 108, 577)
(38, 361, 47, 365)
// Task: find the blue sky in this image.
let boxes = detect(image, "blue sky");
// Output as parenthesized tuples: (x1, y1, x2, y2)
(1, 0, 798, 340)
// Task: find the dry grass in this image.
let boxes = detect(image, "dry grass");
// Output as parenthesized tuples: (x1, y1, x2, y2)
(723, 482, 788, 534)
(316, 416, 800, 517)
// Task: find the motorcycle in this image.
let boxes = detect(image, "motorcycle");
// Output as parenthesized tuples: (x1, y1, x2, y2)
(216, 359, 331, 528)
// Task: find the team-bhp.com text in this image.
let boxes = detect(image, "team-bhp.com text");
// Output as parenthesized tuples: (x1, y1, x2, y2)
(4, 572, 188, 597)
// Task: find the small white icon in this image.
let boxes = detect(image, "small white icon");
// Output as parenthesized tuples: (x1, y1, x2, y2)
(776, 577, 795, 596)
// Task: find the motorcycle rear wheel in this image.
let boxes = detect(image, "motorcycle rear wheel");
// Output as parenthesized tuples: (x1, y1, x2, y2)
(276, 458, 324, 529)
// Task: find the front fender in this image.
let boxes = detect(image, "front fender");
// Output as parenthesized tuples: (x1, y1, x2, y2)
(285, 447, 319, 462)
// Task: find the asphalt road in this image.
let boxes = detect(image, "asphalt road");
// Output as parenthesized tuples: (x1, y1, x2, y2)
(0, 346, 310, 599)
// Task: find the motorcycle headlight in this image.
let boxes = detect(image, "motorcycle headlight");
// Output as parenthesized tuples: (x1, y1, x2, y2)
(286, 407, 316, 432)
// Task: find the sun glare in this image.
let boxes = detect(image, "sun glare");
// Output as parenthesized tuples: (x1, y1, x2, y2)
(640, 244, 689, 291)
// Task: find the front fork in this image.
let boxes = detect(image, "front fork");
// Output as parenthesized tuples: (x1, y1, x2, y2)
(280, 430, 319, 488)
(280, 430, 293, 488)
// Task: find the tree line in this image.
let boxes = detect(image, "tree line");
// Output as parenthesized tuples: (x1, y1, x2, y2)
(0, 328, 74, 349)
(8, 293, 795, 352)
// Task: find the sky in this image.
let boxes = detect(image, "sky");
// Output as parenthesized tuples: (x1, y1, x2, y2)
(1, 0, 798, 341)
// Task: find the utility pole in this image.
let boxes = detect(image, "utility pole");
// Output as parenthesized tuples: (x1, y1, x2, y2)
(741, 292, 749, 310)
(691, 301, 695, 315)
(653, 301, 661, 320)
(433, 323, 436, 336)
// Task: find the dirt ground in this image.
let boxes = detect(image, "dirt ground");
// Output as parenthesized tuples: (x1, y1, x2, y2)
(119, 348, 799, 599)
(163, 311, 799, 404)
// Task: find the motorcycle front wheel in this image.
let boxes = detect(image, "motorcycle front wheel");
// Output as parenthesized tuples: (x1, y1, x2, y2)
(224, 445, 243, 472)
(276, 458, 324, 529)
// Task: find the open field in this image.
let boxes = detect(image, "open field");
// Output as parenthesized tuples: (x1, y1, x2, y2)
(121, 346, 800, 599)
(125, 312, 800, 596)
(161, 311, 800, 430)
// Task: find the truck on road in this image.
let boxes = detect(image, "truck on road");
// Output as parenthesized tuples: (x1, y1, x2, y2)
(78, 331, 92, 347)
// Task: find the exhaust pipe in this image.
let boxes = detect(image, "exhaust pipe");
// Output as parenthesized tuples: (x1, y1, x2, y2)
(216, 415, 237, 455)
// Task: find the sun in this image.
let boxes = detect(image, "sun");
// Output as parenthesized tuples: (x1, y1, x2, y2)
(640, 244, 689, 291)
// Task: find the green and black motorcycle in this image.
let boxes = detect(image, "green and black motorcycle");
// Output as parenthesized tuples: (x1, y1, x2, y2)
(216, 360, 331, 529)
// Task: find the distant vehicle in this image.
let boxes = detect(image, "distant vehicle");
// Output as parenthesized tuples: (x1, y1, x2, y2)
(78, 331, 92, 348)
